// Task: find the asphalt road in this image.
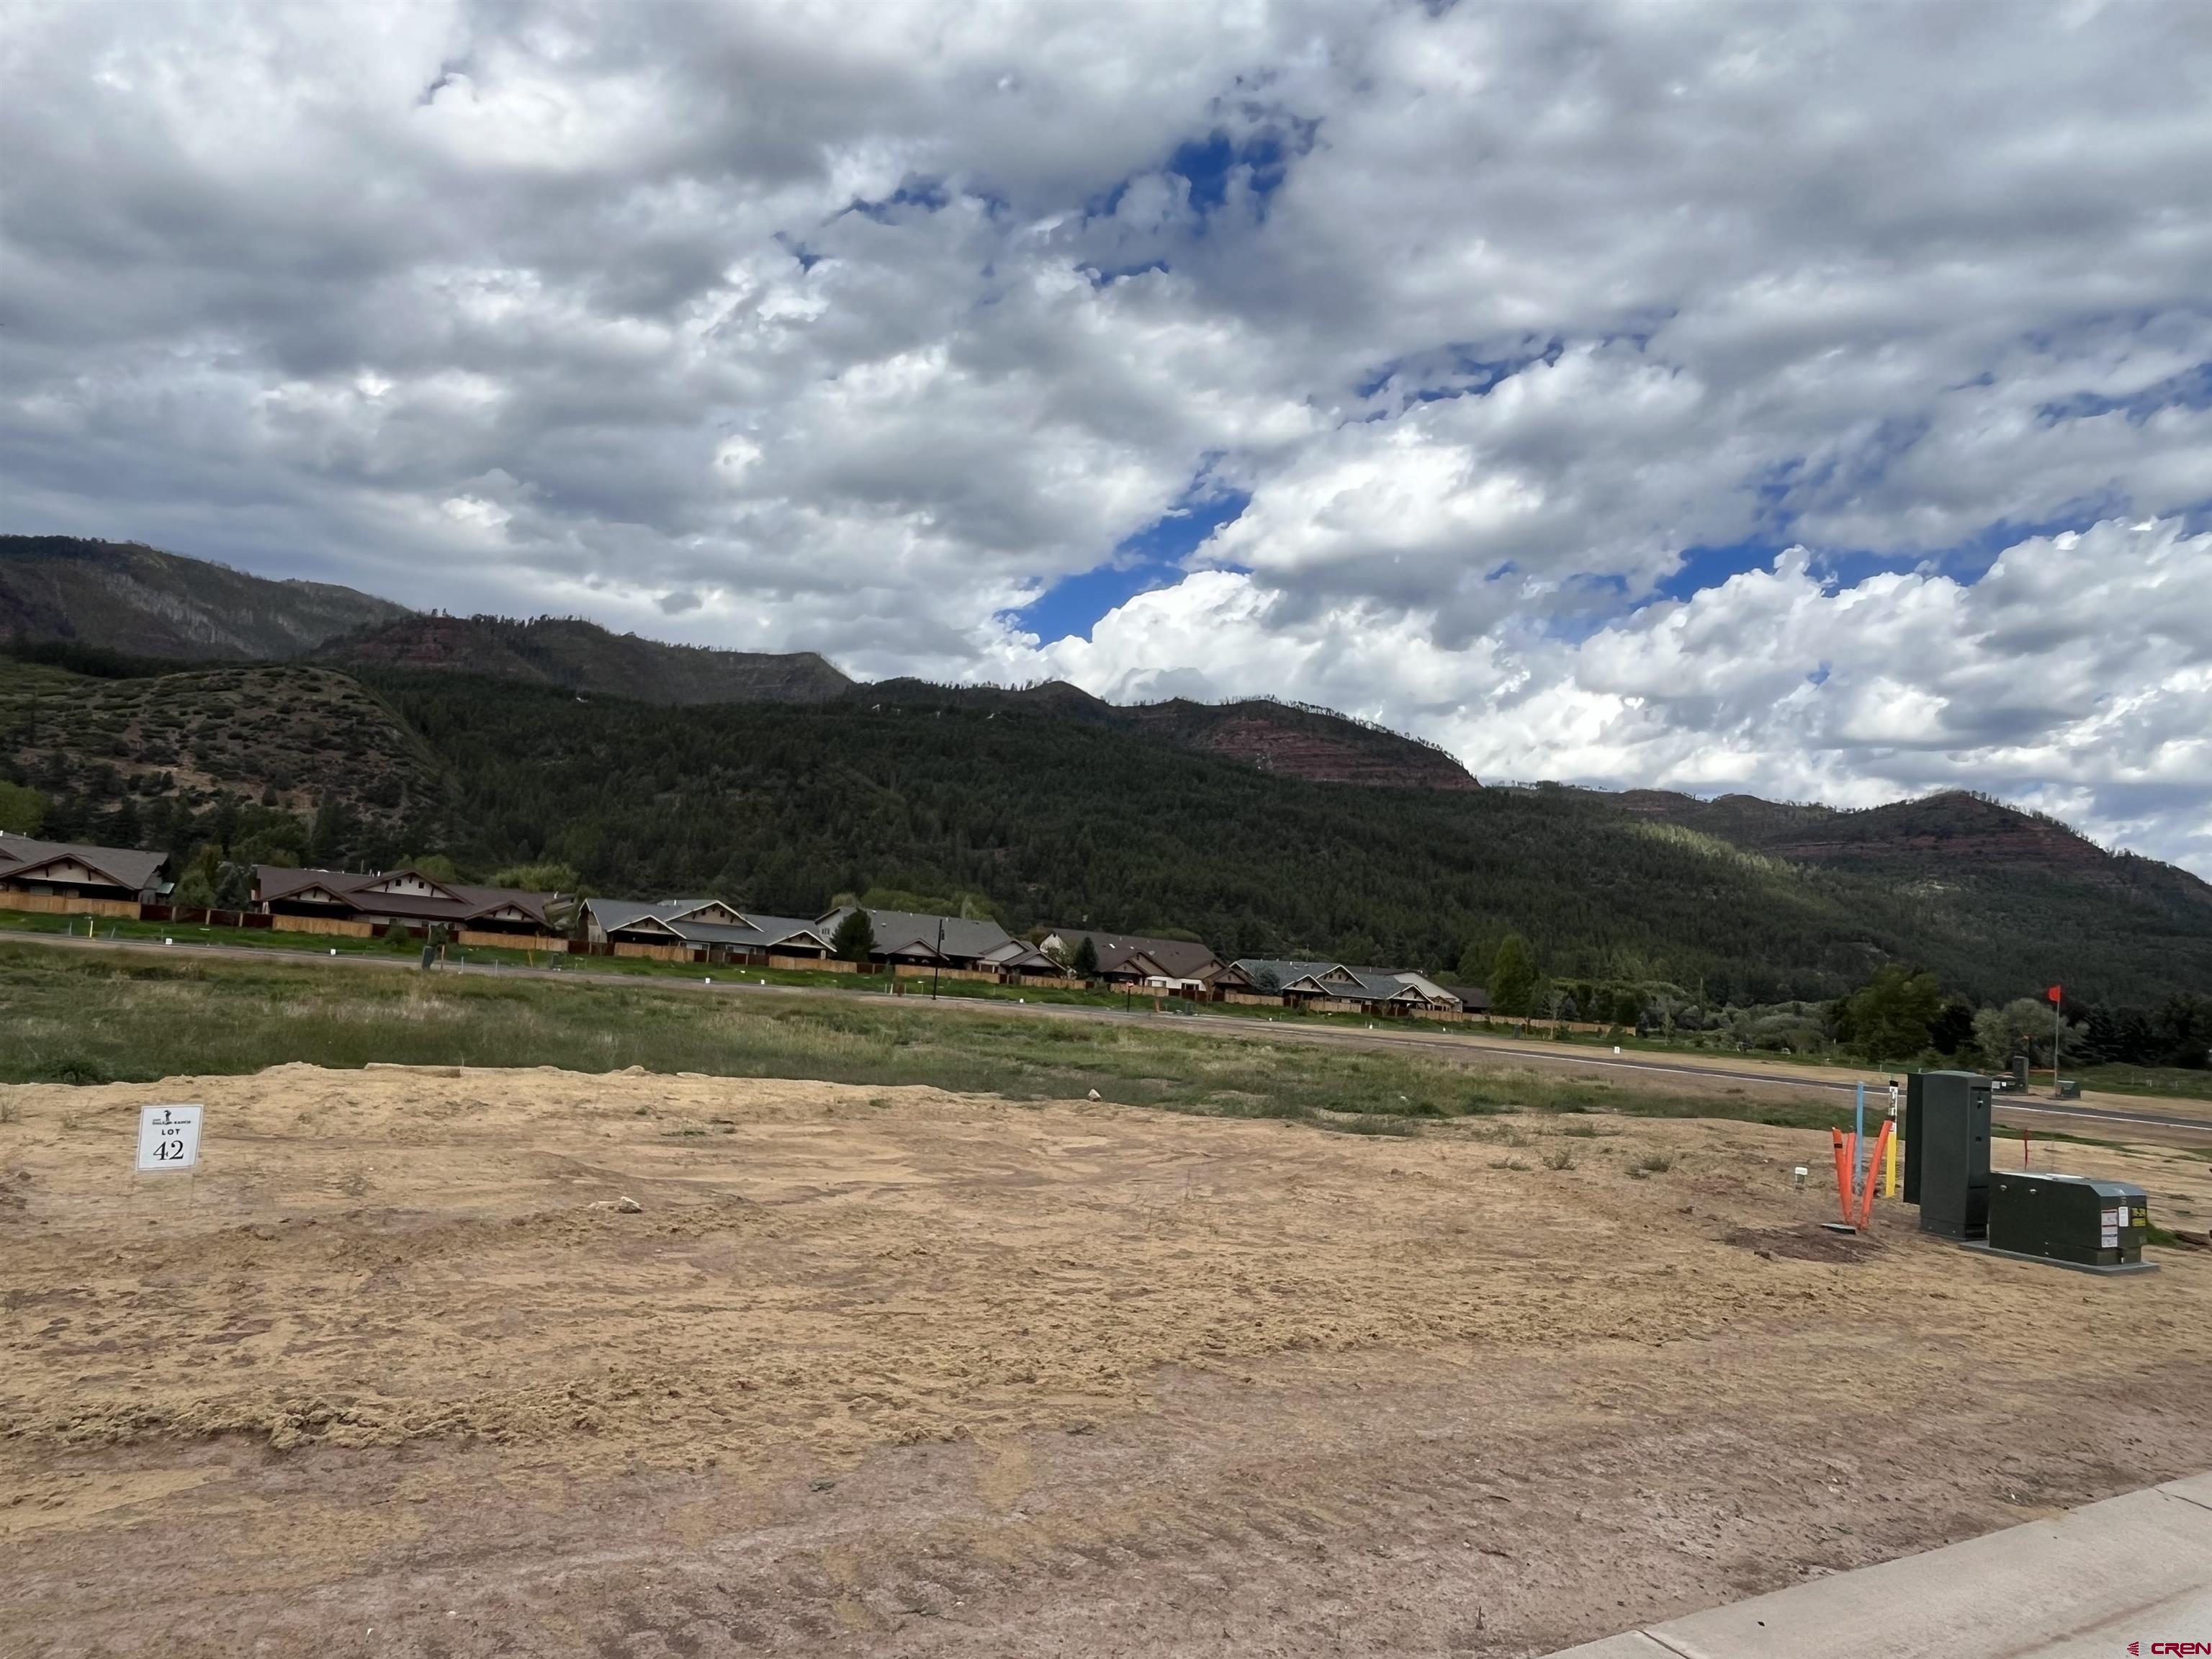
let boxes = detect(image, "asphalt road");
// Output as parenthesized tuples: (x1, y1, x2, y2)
(12, 930, 2212, 1139)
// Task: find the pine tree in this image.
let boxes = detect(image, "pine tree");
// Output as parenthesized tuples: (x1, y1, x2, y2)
(830, 907, 876, 965)
(1489, 933, 1539, 1016)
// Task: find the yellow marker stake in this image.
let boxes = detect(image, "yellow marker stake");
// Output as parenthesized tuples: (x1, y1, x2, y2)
(1884, 1125, 1899, 1199)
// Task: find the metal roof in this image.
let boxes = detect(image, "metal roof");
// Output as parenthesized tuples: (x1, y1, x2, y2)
(253, 864, 557, 929)
(583, 896, 734, 935)
(660, 914, 832, 951)
(0, 833, 168, 894)
(816, 907, 1018, 964)
(1041, 928, 1223, 979)
(1227, 958, 1461, 1010)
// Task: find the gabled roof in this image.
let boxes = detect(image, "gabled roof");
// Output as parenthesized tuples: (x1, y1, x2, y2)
(1226, 958, 1462, 1010)
(584, 896, 742, 935)
(1042, 928, 1223, 980)
(661, 914, 833, 952)
(983, 938, 1061, 971)
(817, 907, 1018, 963)
(1382, 970, 1461, 1009)
(0, 834, 168, 894)
(1230, 958, 1358, 991)
(254, 865, 557, 929)
(1338, 969, 1449, 1006)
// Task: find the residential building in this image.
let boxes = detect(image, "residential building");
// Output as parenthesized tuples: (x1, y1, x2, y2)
(579, 896, 836, 964)
(254, 866, 562, 942)
(815, 906, 1064, 979)
(1226, 958, 1464, 1016)
(1035, 927, 1226, 994)
(0, 833, 169, 906)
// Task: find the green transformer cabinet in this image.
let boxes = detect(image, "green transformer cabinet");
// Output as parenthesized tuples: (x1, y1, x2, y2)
(1904, 1070, 1991, 1239)
(1987, 1172, 2149, 1269)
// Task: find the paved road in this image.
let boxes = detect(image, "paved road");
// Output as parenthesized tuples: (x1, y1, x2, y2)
(12, 930, 2212, 1138)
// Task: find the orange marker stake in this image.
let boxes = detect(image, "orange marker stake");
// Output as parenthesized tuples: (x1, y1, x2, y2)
(1831, 1129, 1856, 1226)
(1856, 1120, 1894, 1229)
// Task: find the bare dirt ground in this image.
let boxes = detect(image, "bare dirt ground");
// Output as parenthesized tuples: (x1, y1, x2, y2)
(5, 1065, 2211, 1658)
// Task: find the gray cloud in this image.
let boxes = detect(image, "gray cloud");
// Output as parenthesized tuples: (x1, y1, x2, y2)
(3, 1, 2208, 866)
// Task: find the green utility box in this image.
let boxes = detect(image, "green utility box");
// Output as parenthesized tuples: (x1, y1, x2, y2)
(1905, 1070, 1991, 1239)
(1985, 1172, 2152, 1270)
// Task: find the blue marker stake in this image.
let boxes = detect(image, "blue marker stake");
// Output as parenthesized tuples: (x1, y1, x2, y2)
(1854, 1081, 1866, 1198)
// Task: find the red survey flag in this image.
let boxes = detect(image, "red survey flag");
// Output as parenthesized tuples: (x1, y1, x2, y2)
(2046, 984, 2063, 1004)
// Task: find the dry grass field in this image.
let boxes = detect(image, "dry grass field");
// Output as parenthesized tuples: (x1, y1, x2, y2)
(5, 1063, 2211, 1658)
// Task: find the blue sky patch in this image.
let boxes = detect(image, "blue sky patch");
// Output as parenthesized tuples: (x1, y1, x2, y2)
(845, 176, 952, 224)
(1080, 257, 1171, 288)
(1012, 487, 1250, 642)
(1083, 116, 1319, 231)
(1356, 338, 1564, 406)
(2038, 359, 2212, 426)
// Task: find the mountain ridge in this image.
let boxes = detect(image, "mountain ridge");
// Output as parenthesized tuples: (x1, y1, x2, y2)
(6, 535, 2207, 1008)
(1, 536, 411, 660)
(313, 613, 854, 706)
(6, 648, 2209, 1005)
(3, 536, 1474, 791)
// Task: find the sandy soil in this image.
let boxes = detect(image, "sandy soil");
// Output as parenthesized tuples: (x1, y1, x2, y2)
(4, 1064, 2211, 1658)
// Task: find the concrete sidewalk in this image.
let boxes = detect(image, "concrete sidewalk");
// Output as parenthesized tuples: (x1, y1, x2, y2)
(1550, 1472, 2212, 1658)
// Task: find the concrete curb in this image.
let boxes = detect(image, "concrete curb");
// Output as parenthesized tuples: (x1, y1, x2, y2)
(1545, 1474, 2212, 1658)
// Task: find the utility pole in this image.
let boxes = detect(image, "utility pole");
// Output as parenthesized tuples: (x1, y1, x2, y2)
(932, 916, 943, 1001)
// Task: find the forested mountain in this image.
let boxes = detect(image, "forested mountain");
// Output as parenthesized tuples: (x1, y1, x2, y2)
(2, 537, 1474, 787)
(7, 649, 2209, 1007)
(859, 679, 1479, 791)
(313, 614, 854, 705)
(0, 536, 410, 660)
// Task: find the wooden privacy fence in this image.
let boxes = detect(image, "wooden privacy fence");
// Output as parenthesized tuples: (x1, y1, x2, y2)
(609, 940, 696, 963)
(456, 930, 562, 952)
(267, 913, 376, 939)
(0, 891, 142, 920)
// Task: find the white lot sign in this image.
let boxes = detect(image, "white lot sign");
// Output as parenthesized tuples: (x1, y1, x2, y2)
(135, 1104, 203, 1172)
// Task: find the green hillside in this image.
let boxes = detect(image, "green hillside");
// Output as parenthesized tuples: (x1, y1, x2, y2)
(6, 652, 2209, 1008)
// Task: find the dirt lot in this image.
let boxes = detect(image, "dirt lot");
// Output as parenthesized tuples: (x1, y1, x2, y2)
(5, 1065, 2211, 1658)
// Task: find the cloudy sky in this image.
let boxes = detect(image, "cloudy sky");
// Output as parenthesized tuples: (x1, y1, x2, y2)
(4, 1, 2209, 871)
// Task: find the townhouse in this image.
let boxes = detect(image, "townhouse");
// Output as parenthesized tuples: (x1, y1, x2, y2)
(253, 866, 563, 945)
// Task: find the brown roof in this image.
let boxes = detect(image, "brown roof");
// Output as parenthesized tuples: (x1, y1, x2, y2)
(1046, 928, 1223, 980)
(254, 865, 557, 930)
(0, 833, 168, 894)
